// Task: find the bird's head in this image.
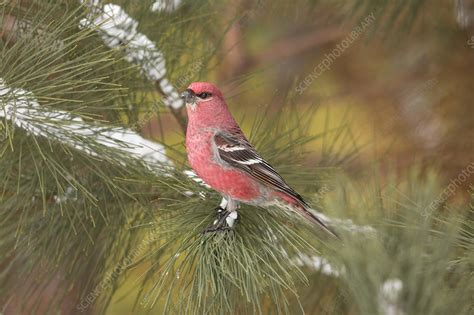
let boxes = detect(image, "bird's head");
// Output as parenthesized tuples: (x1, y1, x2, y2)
(180, 82, 225, 113)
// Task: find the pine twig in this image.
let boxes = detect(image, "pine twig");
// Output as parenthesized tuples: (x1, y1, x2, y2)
(154, 81, 187, 134)
(79, 0, 188, 134)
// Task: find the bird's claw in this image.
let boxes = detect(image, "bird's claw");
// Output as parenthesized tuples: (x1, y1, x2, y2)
(203, 207, 238, 233)
(202, 225, 232, 233)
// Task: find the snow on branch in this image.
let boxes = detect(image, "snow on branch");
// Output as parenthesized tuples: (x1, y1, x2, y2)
(311, 209, 377, 234)
(378, 279, 404, 315)
(79, 0, 183, 109)
(151, 0, 182, 13)
(294, 253, 342, 277)
(0, 78, 170, 169)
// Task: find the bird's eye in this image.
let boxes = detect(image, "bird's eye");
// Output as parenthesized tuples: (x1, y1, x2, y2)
(197, 92, 211, 99)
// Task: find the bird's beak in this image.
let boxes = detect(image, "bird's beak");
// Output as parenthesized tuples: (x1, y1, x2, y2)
(180, 89, 197, 105)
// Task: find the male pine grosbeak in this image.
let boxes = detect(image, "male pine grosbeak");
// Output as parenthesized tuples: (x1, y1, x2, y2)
(181, 82, 337, 237)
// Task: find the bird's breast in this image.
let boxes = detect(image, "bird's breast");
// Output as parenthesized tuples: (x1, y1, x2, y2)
(185, 128, 262, 202)
(186, 129, 213, 165)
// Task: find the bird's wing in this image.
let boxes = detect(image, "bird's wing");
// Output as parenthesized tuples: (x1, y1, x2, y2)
(213, 131, 307, 206)
(214, 130, 339, 239)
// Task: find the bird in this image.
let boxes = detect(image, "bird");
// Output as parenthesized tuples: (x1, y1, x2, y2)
(181, 82, 337, 238)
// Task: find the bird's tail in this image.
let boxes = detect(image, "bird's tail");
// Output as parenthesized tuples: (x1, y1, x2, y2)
(275, 192, 339, 239)
(298, 204, 340, 239)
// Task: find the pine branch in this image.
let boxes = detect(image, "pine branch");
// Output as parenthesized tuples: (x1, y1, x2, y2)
(0, 3, 179, 313)
(0, 78, 171, 170)
(79, 0, 188, 132)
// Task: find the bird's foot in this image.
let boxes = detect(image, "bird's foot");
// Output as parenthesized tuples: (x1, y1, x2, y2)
(203, 207, 238, 233)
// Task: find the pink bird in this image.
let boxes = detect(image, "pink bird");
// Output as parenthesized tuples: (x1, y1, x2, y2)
(181, 82, 337, 237)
